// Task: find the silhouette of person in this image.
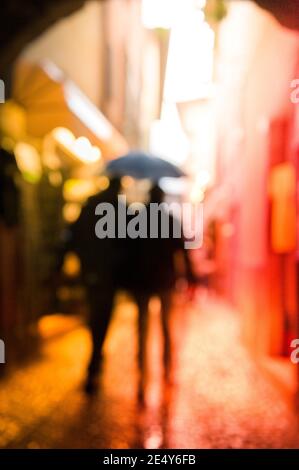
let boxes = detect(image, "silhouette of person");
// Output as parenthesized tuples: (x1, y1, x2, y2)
(128, 184, 196, 402)
(64, 177, 125, 393)
(63, 178, 195, 399)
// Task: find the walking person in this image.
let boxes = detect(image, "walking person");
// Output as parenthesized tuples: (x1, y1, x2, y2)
(128, 184, 196, 403)
(63, 177, 125, 394)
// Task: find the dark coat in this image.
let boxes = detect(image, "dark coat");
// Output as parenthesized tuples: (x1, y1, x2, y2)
(124, 205, 193, 294)
(65, 180, 126, 288)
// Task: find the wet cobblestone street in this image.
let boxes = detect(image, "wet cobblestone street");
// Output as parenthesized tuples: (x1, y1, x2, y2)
(1, 296, 299, 449)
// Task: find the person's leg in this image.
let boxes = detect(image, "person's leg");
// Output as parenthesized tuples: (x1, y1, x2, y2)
(134, 292, 150, 402)
(85, 285, 115, 390)
(160, 290, 172, 381)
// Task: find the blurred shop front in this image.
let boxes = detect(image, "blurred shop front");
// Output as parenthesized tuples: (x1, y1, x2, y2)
(145, 0, 299, 395)
(207, 2, 299, 394)
(0, 60, 128, 365)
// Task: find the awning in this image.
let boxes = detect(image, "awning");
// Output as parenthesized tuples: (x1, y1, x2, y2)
(12, 60, 129, 160)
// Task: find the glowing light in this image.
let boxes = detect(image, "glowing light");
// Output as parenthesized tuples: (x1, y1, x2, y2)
(52, 127, 101, 164)
(72, 136, 91, 159)
(63, 179, 97, 202)
(41, 60, 65, 83)
(142, 0, 173, 29)
(63, 203, 81, 223)
(195, 170, 211, 189)
(96, 175, 110, 191)
(52, 127, 75, 147)
(149, 113, 189, 166)
(144, 425, 163, 449)
(72, 136, 101, 164)
(14, 142, 42, 183)
(151, 1, 215, 166)
(43, 134, 62, 170)
(159, 177, 189, 195)
(0, 101, 27, 142)
(63, 252, 81, 277)
(141, 0, 207, 30)
(48, 171, 63, 187)
(164, 11, 215, 102)
(37, 314, 82, 339)
(189, 171, 211, 203)
(190, 187, 205, 204)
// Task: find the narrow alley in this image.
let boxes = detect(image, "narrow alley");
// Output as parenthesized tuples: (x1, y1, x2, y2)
(1, 0, 299, 457)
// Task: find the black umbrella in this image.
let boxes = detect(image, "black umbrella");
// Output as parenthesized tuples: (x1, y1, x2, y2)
(106, 151, 185, 181)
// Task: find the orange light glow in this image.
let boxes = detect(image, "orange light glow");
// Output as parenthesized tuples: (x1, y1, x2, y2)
(52, 127, 102, 165)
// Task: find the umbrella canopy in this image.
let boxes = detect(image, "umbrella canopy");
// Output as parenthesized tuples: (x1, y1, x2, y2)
(106, 151, 186, 181)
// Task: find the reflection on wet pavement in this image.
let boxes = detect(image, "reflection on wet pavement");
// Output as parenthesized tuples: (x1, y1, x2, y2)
(1, 295, 299, 449)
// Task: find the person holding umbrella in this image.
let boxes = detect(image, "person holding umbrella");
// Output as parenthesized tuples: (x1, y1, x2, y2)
(127, 183, 196, 403)
(107, 151, 196, 403)
(63, 150, 195, 398)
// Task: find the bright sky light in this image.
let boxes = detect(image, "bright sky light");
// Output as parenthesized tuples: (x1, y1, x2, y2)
(142, 0, 207, 30)
(163, 9, 214, 102)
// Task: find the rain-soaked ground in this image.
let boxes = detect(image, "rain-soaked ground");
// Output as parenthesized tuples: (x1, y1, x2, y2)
(1, 294, 299, 449)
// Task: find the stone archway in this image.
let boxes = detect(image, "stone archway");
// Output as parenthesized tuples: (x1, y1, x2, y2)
(0, 1, 92, 75)
(0, 1, 299, 75)
(254, 0, 299, 31)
